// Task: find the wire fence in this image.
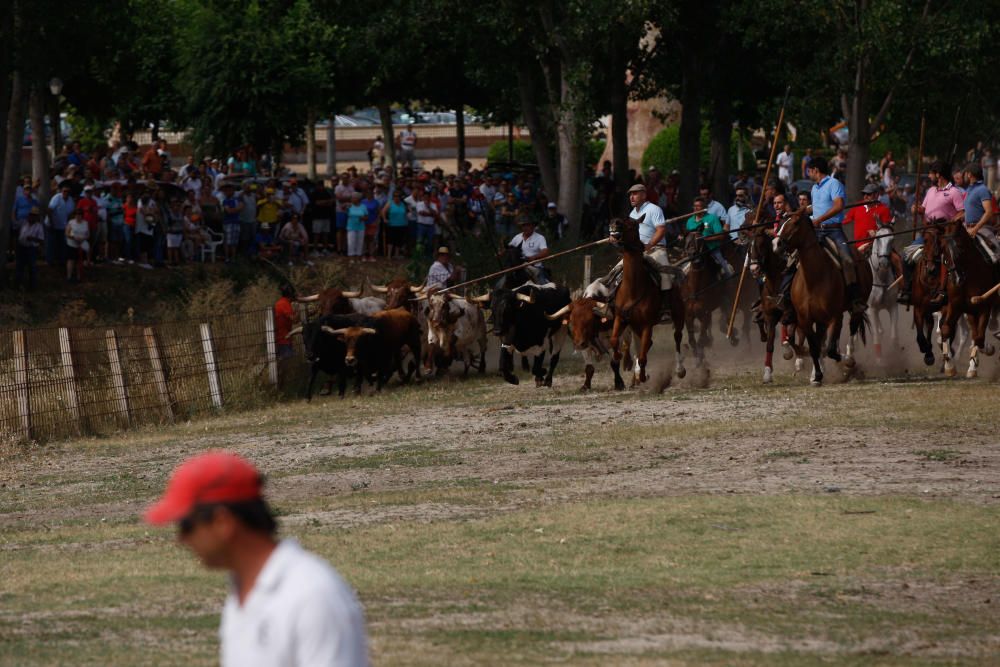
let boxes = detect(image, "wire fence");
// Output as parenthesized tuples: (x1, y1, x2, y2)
(0, 308, 300, 443)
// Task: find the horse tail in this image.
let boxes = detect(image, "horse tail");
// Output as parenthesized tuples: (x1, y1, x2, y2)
(850, 311, 870, 346)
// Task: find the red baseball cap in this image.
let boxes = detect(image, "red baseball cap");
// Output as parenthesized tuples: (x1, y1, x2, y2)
(144, 451, 263, 525)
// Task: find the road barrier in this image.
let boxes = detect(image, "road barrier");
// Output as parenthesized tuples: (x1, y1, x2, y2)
(0, 309, 288, 443)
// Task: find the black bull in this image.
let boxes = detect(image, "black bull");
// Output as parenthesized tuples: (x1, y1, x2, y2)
(480, 283, 571, 387)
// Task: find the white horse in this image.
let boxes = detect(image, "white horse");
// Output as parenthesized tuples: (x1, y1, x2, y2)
(864, 225, 899, 362)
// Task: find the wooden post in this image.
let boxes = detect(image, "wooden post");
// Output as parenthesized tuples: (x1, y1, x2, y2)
(12, 330, 31, 440)
(200, 323, 223, 409)
(105, 330, 130, 427)
(583, 255, 592, 288)
(264, 310, 279, 387)
(58, 328, 81, 434)
(144, 327, 173, 421)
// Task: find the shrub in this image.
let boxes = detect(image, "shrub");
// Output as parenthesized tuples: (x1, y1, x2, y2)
(641, 125, 750, 175)
(586, 140, 606, 169)
(487, 139, 536, 165)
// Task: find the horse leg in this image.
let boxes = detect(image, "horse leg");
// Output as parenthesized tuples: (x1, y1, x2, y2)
(826, 316, 843, 363)
(806, 324, 824, 386)
(781, 323, 794, 360)
(636, 326, 653, 385)
(872, 307, 883, 362)
(915, 307, 935, 366)
(939, 309, 958, 377)
(673, 323, 686, 379)
(763, 317, 776, 384)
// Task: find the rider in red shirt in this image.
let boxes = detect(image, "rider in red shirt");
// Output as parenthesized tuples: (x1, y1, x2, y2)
(844, 183, 892, 241)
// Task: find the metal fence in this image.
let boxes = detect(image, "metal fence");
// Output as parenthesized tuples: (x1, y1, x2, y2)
(0, 309, 286, 443)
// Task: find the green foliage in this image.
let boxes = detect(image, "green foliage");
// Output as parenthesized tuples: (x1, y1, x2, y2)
(63, 106, 109, 155)
(586, 140, 606, 169)
(870, 131, 910, 164)
(486, 140, 535, 165)
(642, 125, 748, 175)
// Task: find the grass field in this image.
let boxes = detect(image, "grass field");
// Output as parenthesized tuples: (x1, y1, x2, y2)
(2, 357, 999, 665)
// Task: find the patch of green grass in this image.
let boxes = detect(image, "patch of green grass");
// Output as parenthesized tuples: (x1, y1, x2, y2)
(914, 448, 961, 462)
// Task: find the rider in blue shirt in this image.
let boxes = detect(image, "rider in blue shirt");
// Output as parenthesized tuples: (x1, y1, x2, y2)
(809, 156, 866, 315)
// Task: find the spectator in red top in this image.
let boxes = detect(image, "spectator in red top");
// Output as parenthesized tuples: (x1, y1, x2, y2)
(142, 141, 163, 179)
(123, 193, 138, 263)
(274, 284, 299, 360)
(76, 185, 101, 264)
(845, 183, 892, 242)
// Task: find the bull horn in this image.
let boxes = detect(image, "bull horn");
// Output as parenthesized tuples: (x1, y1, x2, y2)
(413, 294, 430, 301)
(470, 294, 490, 303)
(288, 326, 303, 337)
(516, 292, 535, 304)
(369, 282, 389, 293)
(545, 304, 571, 321)
(592, 302, 610, 316)
(321, 326, 349, 335)
(342, 290, 362, 298)
(360, 327, 377, 335)
(409, 280, 427, 293)
(296, 293, 319, 303)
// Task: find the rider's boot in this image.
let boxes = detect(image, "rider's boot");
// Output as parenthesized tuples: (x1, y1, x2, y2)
(897, 262, 913, 305)
(846, 282, 867, 315)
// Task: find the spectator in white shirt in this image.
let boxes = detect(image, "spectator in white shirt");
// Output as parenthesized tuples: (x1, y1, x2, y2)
(144, 452, 369, 667)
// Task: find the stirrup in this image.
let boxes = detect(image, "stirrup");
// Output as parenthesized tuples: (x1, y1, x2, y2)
(896, 290, 911, 305)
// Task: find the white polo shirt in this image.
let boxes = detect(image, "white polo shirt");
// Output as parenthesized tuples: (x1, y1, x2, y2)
(220, 539, 369, 667)
(509, 230, 548, 267)
(630, 201, 666, 246)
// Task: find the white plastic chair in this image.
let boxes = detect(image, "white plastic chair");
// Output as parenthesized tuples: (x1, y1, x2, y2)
(200, 229, 224, 263)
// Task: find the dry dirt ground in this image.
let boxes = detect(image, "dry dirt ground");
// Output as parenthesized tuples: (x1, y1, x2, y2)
(2, 333, 999, 665)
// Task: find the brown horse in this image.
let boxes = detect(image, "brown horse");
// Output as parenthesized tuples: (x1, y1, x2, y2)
(774, 211, 872, 385)
(608, 216, 686, 385)
(910, 224, 946, 366)
(747, 221, 789, 383)
(936, 220, 998, 377)
(680, 231, 727, 365)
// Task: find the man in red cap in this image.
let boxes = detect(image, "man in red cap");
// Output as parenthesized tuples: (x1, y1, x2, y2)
(145, 451, 369, 666)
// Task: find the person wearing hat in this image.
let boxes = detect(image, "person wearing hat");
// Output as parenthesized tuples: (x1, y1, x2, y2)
(144, 452, 369, 667)
(427, 246, 460, 290)
(15, 207, 44, 290)
(610, 183, 678, 295)
(544, 202, 567, 240)
(508, 216, 550, 283)
(844, 183, 892, 242)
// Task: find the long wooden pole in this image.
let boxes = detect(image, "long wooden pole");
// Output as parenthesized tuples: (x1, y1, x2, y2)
(439, 237, 611, 294)
(727, 87, 790, 338)
(912, 111, 926, 241)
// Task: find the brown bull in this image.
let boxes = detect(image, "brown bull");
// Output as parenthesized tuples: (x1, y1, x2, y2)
(370, 278, 425, 311)
(298, 287, 362, 316)
(550, 297, 631, 391)
(321, 307, 422, 391)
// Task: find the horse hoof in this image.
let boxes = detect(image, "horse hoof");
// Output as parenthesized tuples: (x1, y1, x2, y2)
(614, 381, 625, 391)
(843, 357, 856, 369)
(945, 367, 957, 378)
(967, 369, 978, 379)
(762, 367, 773, 384)
(984, 345, 996, 356)
(794, 358, 804, 372)
(782, 344, 793, 361)
(676, 367, 687, 379)
(810, 380, 822, 387)
(579, 385, 591, 393)
(729, 335, 739, 347)
(504, 374, 520, 385)
(923, 353, 935, 366)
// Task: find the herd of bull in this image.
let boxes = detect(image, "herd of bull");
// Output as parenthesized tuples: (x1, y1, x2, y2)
(288, 275, 636, 398)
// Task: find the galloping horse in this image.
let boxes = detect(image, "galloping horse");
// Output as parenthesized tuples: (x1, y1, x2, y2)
(608, 216, 686, 385)
(936, 220, 998, 377)
(748, 220, 789, 383)
(680, 231, 726, 365)
(774, 211, 872, 385)
(911, 224, 946, 366)
(863, 224, 900, 361)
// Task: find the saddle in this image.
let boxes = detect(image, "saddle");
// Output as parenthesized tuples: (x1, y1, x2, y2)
(902, 244, 923, 265)
(820, 236, 843, 270)
(973, 234, 999, 265)
(602, 256, 685, 293)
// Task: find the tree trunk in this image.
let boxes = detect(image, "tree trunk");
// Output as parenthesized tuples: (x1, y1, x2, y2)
(556, 74, 584, 240)
(610, 63, 630, 217)
(708, 100, 731, 206)
(678, 51, 702, 213)
(305, 110, 317, 180)
(515, 65, 558, 204)
(29, 86, 50, 204)
(456, 105, 465, 174)
(378, 102, 396, 171)
(0, 71, 27, 283)
(846, 69, 869, 203)
(50, 94, 62, 155)
(325, 116, 336, 178)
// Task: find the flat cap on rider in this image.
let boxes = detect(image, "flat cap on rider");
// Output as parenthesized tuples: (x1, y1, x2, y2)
(862, 183, 880, 195)
(627, 183, 646, 194)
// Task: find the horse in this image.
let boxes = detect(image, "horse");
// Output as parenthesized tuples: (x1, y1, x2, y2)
(607, 216, 686, 386)
(936, 220, 998, 377)
(748, 221, 791, 383)
(774, 211, 872, 385)
(910, 224, 946, 366)
(863, 224, 900, 362)
(680, 231, 727, 366)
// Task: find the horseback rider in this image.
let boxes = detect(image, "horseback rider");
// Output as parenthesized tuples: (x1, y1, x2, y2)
(846, 183, 904, 286)
(899, 161, 964, 305)
(960, 163, 999, 264)
(686, 197, 734, 278)
(808, 156, 867, 315)
(726, 186, 752, 240)
(769, 193, 799, 322)
(507, 216, 551, 284)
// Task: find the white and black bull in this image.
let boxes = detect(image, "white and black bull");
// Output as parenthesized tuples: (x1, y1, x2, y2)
(473, 282, 571, 387)
(425, 293, 488, 376)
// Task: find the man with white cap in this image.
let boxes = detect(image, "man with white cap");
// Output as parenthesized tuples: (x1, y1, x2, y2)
(144, 451, 369, 667)
(426, 246, 460, 290)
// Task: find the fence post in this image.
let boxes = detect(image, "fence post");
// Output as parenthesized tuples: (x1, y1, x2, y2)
(12, 330, 31, 440)
(583, 254, 592, 288)
(264, 310, 278, 387)
(105, 329, 131, 427)
(200, 323, 223, 409)
(144, 327, 173, 422)
(58, 328, 81, 434)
